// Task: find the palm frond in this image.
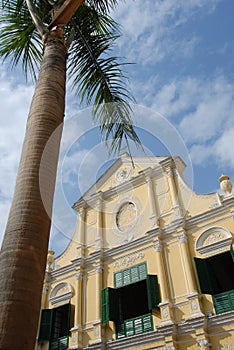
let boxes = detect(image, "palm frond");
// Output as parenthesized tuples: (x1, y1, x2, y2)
(2, 0, 24, 11)
(67, 4, 141, 154)
(85, 0, 118, 14)
(0, 0, 51, 80)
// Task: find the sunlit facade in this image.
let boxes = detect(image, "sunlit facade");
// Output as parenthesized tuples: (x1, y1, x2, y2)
(36, 154, 234, 350)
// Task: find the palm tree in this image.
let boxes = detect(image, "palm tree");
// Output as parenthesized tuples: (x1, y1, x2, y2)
(0, 0, 140, 348)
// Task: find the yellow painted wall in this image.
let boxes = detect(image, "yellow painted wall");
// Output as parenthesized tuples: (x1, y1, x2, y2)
(39, 156, 234, 350)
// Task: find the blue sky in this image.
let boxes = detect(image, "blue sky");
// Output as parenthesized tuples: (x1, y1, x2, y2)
(0, 0, 234, 256)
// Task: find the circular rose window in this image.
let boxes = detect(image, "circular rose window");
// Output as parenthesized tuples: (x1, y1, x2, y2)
(116, 202, 137, 231)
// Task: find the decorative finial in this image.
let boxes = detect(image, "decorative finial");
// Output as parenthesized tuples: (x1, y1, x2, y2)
(219, 174, 232, 195)
(46, 250, 55, 272)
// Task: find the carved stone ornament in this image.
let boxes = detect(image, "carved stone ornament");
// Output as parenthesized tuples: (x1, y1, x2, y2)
(115, 166, 131, 183)
(196, 227, 232, 256)
(114, 252, 145, 269)
(49, 282, 74, 305)
(202, 232, 225, 246)
(162, 308, 169, 318)
(46, 250, 55, 272)
(197, 339, 210, 348)
(191, 301, 198, 310)
(116, 201, 137, 231)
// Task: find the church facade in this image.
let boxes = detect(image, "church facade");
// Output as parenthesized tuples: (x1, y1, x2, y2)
(37, 154, 234, 350)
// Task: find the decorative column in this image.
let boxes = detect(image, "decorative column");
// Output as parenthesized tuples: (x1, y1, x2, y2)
(77, 207, 86, 258)
(41, 273, 52, 309)
(165, 166, 183, 221)
(145, 169, 159, 228)
(177, 229, 203, 317)
(154, 236, 174, 324)
(95, 193, 103, 251)
(71, 269, 83, 349)
(93, 192, 103, 343)
(41, 250, 54, 308)
(178, 229, 196, 294)
(93, 262, 104, 343)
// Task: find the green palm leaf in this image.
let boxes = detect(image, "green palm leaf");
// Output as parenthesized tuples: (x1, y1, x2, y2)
(0, 0, 141, 153)
(86, 0, 118, 14)
(0, 0, 51, 80)
(67, 4, 141, 153)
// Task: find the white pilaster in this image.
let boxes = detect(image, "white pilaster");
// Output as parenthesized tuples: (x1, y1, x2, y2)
(77, 207, 86, 258)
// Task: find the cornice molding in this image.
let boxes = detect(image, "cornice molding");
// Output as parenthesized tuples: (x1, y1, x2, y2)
(102, 232, 157, 258)
(207, 310, 234, 329)
(84, 312, 234, 350)
(51, 262, 75, 278)
(177, 311, 234, 337)
(72, 156, 186, 212)
(185, 204, 231, 229)
(106, 330, 164, 350)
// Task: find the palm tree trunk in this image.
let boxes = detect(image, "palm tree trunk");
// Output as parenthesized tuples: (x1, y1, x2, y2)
(0, 28, 66, 350)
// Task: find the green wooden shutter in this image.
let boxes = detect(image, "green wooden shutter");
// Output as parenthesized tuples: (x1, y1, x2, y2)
(213, 290, 234, 314)
(230, 246, 234, 262)
(146, 275, 161, 310)
(38, 309, 53, 341)
(49, 336, 68, 350)
(194, 257, 218, 294)
(116, 322, 125, 339)
(114, 271, 123, 288)
(49, 339, 58, 350)
(130, 265, 139, 283)
(101, 288, 109, 323)
(101, 288, 119, 323)
(142, 314, 153, 332)
(125, 319, 134, 337)
(51, 303, 71, 340)
(138, 263, 147, 281)
(134, 317, 143, 335)
(114, 262, 147, 288)
(123, 268, 131, 286)
(116, 314, 153, 339)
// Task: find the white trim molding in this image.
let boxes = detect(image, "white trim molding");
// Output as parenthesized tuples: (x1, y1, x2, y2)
(49, 282, 74, 305)
(196, 226, 232, 256)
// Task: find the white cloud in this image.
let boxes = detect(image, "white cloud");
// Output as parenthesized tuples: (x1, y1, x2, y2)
(143, 75, 234, 144)
(0, 67, 34, 247)
(189, 144, 213, 165)
(214, 128, 234, 168)
(113, 0, 221, 65)
(135, 73, 234, 173)
(190, 127, 234, 172)
(179, 77, 234, 143)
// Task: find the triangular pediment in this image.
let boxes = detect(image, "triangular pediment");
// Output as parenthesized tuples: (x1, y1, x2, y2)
(73, 153, 185, 210)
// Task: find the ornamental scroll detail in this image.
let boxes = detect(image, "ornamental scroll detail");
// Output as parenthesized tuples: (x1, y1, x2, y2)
(49, 282, 74, 305)
(114, 252, 145, 270)
(202, 232, 226, 246)
(196, 226, 232, 257)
